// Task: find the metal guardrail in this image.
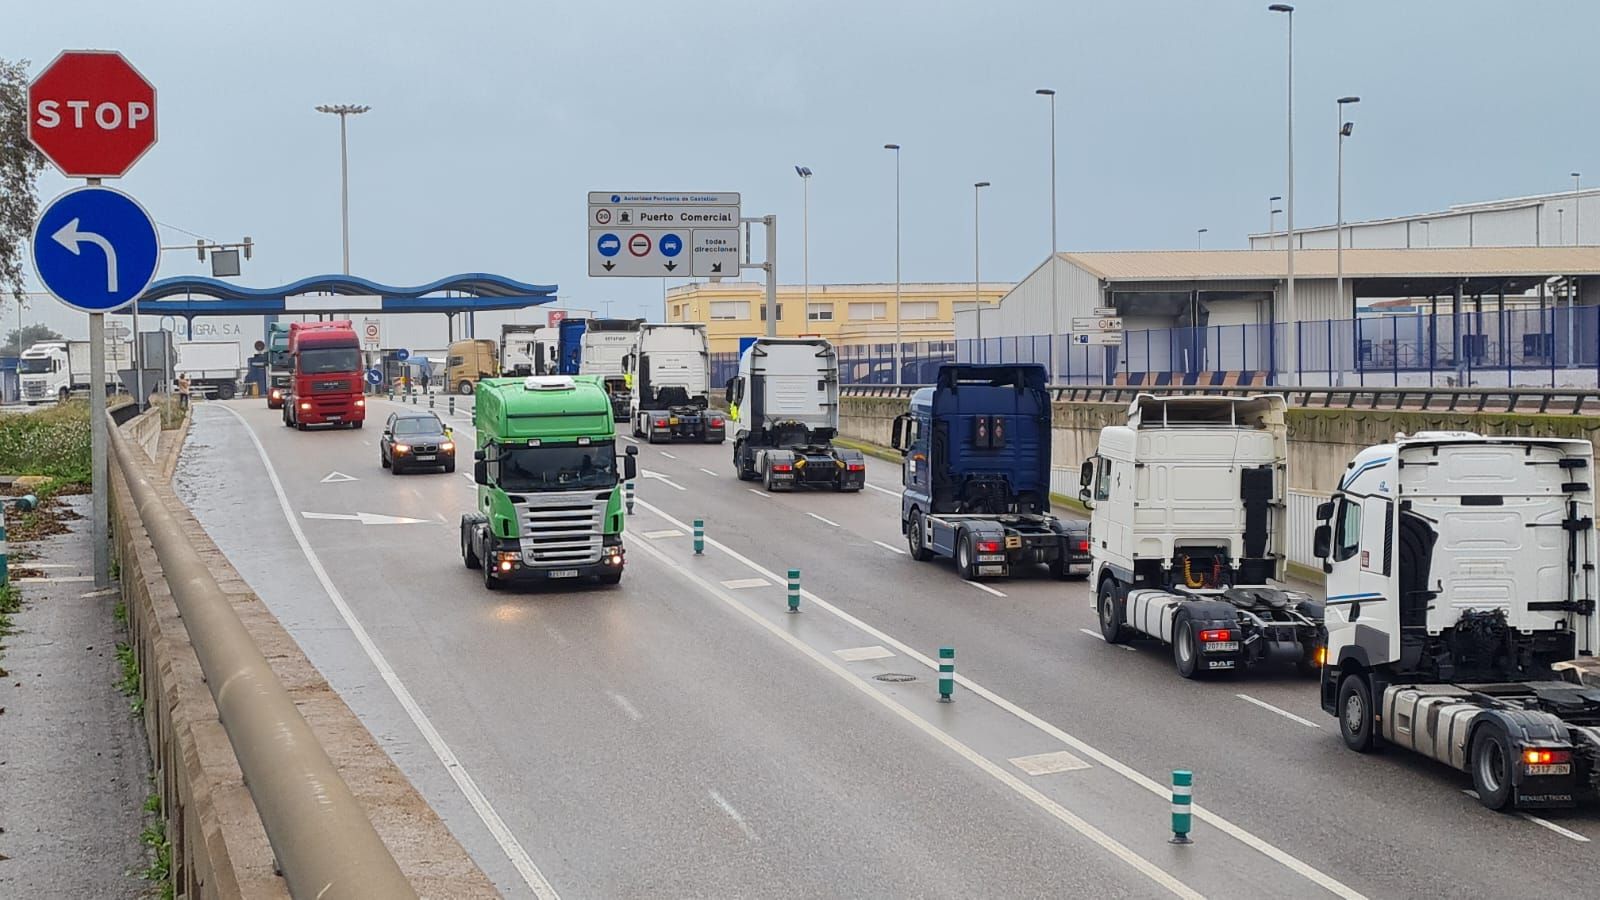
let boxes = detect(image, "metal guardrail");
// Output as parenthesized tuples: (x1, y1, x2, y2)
(842, 384, 1600, 415)
(107, 417, 418, 900)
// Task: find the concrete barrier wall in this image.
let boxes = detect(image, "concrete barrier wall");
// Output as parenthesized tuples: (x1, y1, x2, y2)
(111, 412, 496, 899)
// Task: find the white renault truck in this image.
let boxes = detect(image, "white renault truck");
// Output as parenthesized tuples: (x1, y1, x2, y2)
(725, 337, 864, 492)
(1083, 393, 1324, 678)
(1317, 431, 1600, 811)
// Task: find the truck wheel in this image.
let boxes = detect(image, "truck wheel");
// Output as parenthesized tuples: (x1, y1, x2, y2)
(217, 382, 236, 400)
(482, 537, 502, 590)
(1048, 555, 1071, 580)
(632, 415, 644, 438)
(1098, 579, 1129, 644)
(58, 387, 70, 403)
(1173, 614, 1203, 679)
(735, 443, 757, 481)
(1469, 725, 1516, 810)
(956, 533, 979, 581)
(906, 511, 934, 561)
(351, 419, 363, 430)
(762, 467, 777, 492)
(462, 525, 482, 569)
(459, 380, 474, 396)
(1337, 673, 1379, 753)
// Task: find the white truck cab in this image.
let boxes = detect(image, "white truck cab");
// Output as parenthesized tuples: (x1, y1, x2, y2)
(1318, 431, 1600, 810)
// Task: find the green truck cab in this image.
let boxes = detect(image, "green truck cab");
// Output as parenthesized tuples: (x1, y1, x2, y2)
(460, 374, 638, 589)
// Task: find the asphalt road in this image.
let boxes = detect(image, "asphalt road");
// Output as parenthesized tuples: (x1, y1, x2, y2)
(175, 396, 1600, 899)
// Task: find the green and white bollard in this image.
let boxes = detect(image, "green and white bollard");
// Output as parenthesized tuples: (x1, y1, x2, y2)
(693, 519, 704, 555)
(787, 569, 800, 613)
(448, 395, 456, 416)
(1169, 769, 1193, 844)
(624, 480, 635, 513)
(428, 394, 435, 410)
(938, 647, 955, 701)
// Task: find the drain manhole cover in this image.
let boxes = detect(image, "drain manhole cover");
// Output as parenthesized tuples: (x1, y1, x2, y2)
(873, 673, 917, 683)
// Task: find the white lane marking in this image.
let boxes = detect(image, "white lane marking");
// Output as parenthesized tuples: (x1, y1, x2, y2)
(707, 789, 758, 842)
(698, 467, 719, 477)
(460, 473, 476, 484)
(640, 470, 686, 491)
(15, 575, 95, 583)
(633, 497, 1364, 900)
(865, 483, 899, 497)
(746, 489, 771, 499)
(659, 451, 677, 459)
(300, 511, 429, 526)
(720, 578, 771, 590)
(1460, 792, 1590, 842)
(627, 533, 1199, 897)
(81, 587, 119, 598)
(834, 645, 895, 662)
(642, 529, 685, 539)
(319, 470, 359, 483)
(1236, 693, 1322, 729)
(1078, 627, 1137, 652)
(217, 405, 560, 900)
(872, 540, 907, 555)
(607, 690, 643, 723)
(807, 512, 841, 528)
(362, 439, 372, 446)
(1010, 750, 1092, 776)
(969, 581, 1006, 598)
(620, 435, 639, 444)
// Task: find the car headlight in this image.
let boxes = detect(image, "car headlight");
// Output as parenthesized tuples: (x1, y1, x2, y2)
(440, 441, 455, 452)
(394, 443, 410, 453)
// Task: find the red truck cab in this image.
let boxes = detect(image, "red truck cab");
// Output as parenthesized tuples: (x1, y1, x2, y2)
(283, 320, 366, 430)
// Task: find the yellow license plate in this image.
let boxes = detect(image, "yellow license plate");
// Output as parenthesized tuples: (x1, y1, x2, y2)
(669, 417, 679, 425)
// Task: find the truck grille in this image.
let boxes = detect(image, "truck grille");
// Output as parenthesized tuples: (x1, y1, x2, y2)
(312, 379, 348, 393)
(22, 382, 46, 400)
(515, 491, 610, 566)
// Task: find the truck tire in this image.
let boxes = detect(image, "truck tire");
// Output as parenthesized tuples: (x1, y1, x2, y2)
(1469, 725, 1515, 810)
(1337, 673, 1379, 753)
(1098, 578, 1130, 644)
(735, 443, 757, 481)
(1173, 613, 1203, 679)
(217, 382, 236, 400)
(462, 524, 482, 569)
(906, 510, 934, 561)
(351, 419, 363, 430)
(459, 380, 474, 396)
(763, 467, 778, 492)
(481, 535, 502, 590)
(632, 415, 644, 438)
(956, 532, 979, 580)
(58, 387, 70, 403)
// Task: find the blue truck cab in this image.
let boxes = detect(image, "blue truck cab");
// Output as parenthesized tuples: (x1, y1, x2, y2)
(891, 364, 1090, 580)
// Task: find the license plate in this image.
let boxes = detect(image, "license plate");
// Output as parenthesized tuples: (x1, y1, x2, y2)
(1204, 641, 1240, 652)
(1527, 764, 1572, 776)
(415, 454, 435, 461)
(547, 569, 580, 579)
(978, 554, 1006, 563)
(327, 415, 341, 422)
(669, 417, 679, 425)
(1004, 536, 1022, 549)
(1207, 660, 1235, 670)
(978, 565, 1005, 575)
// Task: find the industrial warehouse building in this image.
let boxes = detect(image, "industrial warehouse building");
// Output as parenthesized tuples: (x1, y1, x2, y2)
(958, 247, 1600, 387)
(1250, 188, 1600, 250)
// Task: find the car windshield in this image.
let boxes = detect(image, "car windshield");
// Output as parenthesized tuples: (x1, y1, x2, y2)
(393, 417, 443, 436)
(18, 357, 51, 374)
(498, 441, 617, 491)
(298, 347, 359, 374)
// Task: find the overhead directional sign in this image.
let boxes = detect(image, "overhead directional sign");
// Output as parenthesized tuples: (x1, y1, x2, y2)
(588, 192, 741, 277)
(1072, 316, 1123, 333)
(1073, 332, 1123, 346)
(32, 185, 160, 313)
(28, 50, 158, 179)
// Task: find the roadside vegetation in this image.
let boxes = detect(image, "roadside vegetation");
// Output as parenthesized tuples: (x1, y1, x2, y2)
(0, 399, 91, 483)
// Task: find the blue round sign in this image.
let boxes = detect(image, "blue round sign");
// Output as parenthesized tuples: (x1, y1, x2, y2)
(365, 368, 382, 385)
(596, 232, 621, 257)
(32, 185, 160, 313)
(660, 233, 684, 258)
(395, 348, 411, 362)
(610, 194, 621, 203)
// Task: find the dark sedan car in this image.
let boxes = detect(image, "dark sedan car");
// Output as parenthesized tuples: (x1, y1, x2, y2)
(380, 412, 456, 474)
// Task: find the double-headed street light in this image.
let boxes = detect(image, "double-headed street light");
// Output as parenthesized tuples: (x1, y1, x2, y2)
(1197, 227, 1209, 250)
(884, 143, 902, 383)
(1269, 3, 1296, 383)
(315, 104, 371, 274)
(1268, 196, 1283, 248)
(795, 166, 813, 308)
(1572, 171, 1582, 246)
(974, 181, 991, 358)
(1036, 88, 1060, 380)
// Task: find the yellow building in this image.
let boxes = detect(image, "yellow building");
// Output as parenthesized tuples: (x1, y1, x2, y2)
(665, 281, 1009, 352)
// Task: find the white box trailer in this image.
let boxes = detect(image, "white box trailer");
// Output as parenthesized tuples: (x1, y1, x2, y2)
(174, 340, 244, 399)
(19, 339, 132, 404)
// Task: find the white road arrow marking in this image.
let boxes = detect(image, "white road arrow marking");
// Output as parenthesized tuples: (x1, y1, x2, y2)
(320, 471, 359, 483)
(639, 469, 686, 491)
(300, 511, 430, 525)
(51, 217, 119, 292)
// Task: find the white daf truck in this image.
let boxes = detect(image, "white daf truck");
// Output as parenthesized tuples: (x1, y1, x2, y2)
(725, 337, 864, 492)
(624, 323, 723, 443)
(1083, 394, 1324, 678)
(1317, 431, 1600, 811)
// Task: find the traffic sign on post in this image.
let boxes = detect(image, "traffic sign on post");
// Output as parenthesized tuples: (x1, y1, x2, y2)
(32, 185, 160, 313)
(27, 50, 158, 179)
(588, 192, 741, 277)
(361, 317, 382, 351)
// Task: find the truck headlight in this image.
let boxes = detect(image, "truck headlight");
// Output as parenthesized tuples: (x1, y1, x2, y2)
(299, 401, 311, 410)
(354, 398, 365, 407)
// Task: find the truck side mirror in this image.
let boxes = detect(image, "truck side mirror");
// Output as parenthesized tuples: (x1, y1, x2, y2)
(1079, 459, 1095, 488)
(1315, 500, 1335, 521)
(473, 460, 488, 486)
(1313, 524, 1332, 560)
(473, 449, 485, 462)
(624, 444, 639, 481)
(1079, 487, 1093, 507)
(890, 414, 910, 453)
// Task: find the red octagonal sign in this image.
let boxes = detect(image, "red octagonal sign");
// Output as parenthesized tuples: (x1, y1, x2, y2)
(28, 50, 158, 179)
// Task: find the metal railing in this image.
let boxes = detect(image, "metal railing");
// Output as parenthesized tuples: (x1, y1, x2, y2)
(842, 383, 1600, 414)
(107, 417, 417, 900)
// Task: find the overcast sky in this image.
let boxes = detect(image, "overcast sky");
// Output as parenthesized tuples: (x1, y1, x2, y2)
(11, 0, 1599, 325)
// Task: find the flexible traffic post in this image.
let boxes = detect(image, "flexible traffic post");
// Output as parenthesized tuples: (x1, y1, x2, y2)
(0, 503, 8, 587)
(428, 394, 435, 410)
(1170, 769, 1193, 844)
(787, 568, 800, 613)
(693, 519, 705, 555)
(448, 395, 455, 416)
(625, 479, 635, 513)
(938, 647, 955, 701)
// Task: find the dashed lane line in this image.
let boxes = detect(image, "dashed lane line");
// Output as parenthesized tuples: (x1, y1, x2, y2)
(1236, 693, 1322, 729)
(699, 467, 719, 477)
(865, 483, 900, 497)
(969, 580, 1007, 598)
(808, 512, 841, 528)
(872, 540, 907, 555)
(707, 790, 759, 842)
(1078, 628, 1137, 652)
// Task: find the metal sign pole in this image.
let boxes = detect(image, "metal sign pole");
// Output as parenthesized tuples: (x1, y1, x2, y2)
(90, 311, 109, 587)
(764, 215, 778, 338)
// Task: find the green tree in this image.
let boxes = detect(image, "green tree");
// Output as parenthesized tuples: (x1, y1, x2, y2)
(0, 57, 45, 307)
(5, 322, 61, 356)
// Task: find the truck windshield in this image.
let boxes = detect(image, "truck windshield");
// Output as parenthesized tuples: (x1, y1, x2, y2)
(18, 357, 51, 374)
(498, 441, 617, 491)
(298, 347, 359, 373)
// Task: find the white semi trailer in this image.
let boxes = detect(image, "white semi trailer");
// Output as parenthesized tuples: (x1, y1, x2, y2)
(19, 339, 133, 404)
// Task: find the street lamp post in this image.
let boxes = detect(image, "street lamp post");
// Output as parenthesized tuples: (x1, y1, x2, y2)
(1268, 196, 1282, 249)
(1269, 4, 1296, 384)
(315, 104, 371, 274)
(1036, 88, 1059, 381)
(1336, 96, 1360, 321)
(1573, 172, 1582, 246)
(974, 182, 990, 360)
(1196, 227, 1208, 250)
(884, 144, 902, 383)
(795, 167, 813, 312)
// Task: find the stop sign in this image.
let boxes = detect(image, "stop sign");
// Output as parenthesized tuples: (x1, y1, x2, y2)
(28, 50, 157, 179)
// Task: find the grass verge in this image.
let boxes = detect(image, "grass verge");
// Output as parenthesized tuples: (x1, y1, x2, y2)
(135, 795, 174, 900)
(0, 400, 91, 483)
(115, 641, 144, 716)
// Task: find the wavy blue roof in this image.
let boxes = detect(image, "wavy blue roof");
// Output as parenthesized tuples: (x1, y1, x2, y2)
(141, 273, 556, 301)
